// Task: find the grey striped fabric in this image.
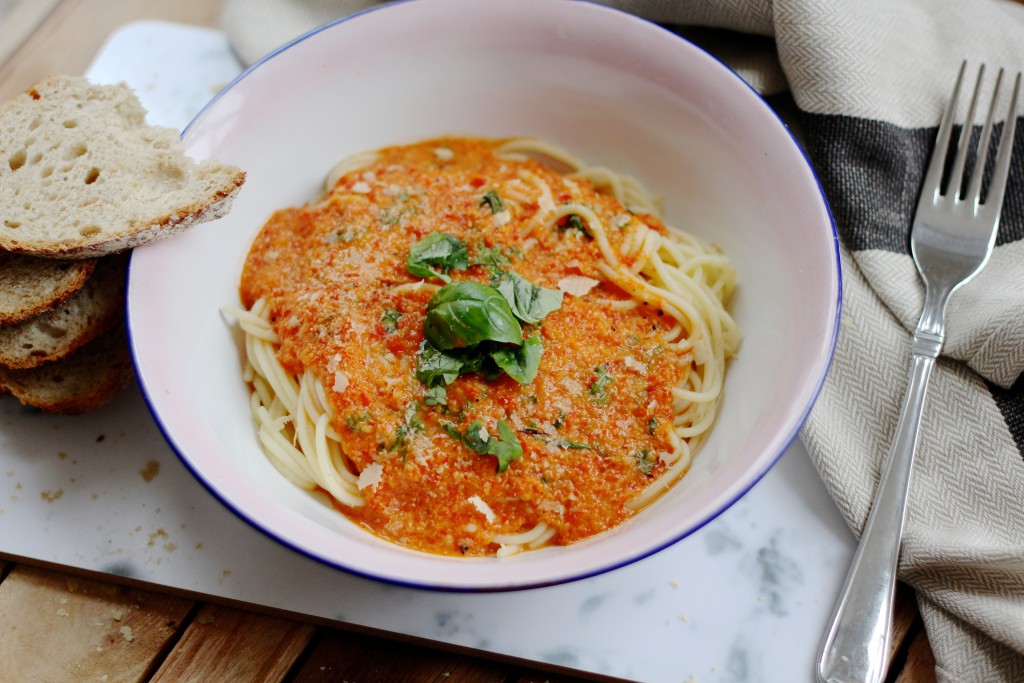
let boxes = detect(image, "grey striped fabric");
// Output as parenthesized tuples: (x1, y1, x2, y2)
(223, 1, 1024, 680)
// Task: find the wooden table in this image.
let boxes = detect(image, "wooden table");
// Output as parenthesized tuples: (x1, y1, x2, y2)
(0, 1, 939, 680)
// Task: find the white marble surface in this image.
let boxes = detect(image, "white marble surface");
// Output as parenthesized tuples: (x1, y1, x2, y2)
(0, 21, 856, 683)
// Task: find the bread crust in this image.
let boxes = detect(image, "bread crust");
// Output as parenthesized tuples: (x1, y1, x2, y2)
(0, 251, 96, 324)
(0, 75, 246, 258)
(0, 324, 133, 415)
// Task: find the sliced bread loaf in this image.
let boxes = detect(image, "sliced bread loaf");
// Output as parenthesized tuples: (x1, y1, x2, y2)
(0, 75, 245, 258)
(0, 250, 96, 324)
(0, 324, 133, 414)
(0, 253, 125, 369)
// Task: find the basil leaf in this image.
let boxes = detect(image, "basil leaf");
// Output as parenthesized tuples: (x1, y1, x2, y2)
(472, 243, 510, 269)
(461, 419, 523, 473)
(480, 190, 505, 214)
(424, 281, 523, 350)
(424, 385, 448, 406)
(415, 341, 464, 386)
(407, 232, 469, 283)
(494, 271, 563, 325)
(490, 335, 542, 384)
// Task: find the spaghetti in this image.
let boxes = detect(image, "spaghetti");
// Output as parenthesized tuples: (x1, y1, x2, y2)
(228, 137, 739, 557)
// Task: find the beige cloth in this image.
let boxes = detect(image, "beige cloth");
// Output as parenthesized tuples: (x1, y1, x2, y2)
(222, 1, 1024, 681)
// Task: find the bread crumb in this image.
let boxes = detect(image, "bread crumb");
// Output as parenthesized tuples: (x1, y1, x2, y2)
(119, 626, 133, 642)
(139, 460, 160, 482)
(41, 488, 63, 502)
(111, 609, 123, 621)
(56, 607, 69, 617)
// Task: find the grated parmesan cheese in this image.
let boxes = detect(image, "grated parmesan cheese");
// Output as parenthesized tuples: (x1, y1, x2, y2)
(357, 462, 383, 490)
(434, 146, 454, 161)
(351, 181, 372, 194)
(468, 495, 496, 523)
(623, 355, 648, 374)
(492, 210, 510, 226)
(560, 377, 584, 395)
(558, 275, 600, 297)
(333, 371, 349, 394)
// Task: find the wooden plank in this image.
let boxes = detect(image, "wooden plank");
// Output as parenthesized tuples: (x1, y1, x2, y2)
(890, 582, 922, 661)
(290, 628, 510, 683)
(0, 0, 225, 103)
(0, 0, 64, 71)
(149, 603, 314, 683)
(0, 564, 193, 683)
(895, 629, 938, 683)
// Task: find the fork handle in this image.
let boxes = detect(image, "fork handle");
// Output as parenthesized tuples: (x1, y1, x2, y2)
(816, 349, 937, 683)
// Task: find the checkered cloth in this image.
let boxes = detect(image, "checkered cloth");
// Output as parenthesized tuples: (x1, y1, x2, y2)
(223, 1, 1024, 680)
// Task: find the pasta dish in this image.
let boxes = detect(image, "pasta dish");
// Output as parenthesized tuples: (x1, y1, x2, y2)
(228, 137, 739, 557)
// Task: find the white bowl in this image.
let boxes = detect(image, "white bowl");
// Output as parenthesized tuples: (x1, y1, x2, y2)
(127, 0, 840, 591)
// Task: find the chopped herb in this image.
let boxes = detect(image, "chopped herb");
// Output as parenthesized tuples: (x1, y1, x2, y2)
(494, 271, 563, 325)
(345, 411, 371, 432)
(648, 416, 658, 435)
(380, 308, 403, 333)
(407, 232, 469, 283)
(589, 365, 614, 404)
(553, 411, 566, 429)
(424, 281, 522, 350)
(424, 385, 448, 406)
(456, 419, 523, 472)
(480, 189, 505, 214)
(490, 335, 542, 384)
(389, 402, 424, 452)
(635, 448, 655, 475)
(537, 435, 591, 450)
(556, 213, 591, 238)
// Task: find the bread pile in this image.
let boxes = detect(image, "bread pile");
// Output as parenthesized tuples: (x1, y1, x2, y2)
(0, 75, 245, 414)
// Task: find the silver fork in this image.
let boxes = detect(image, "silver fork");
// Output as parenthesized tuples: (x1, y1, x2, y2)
(816, 62, 1021, 683)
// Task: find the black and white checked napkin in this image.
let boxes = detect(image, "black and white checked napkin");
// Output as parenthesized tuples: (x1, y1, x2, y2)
(222, 1, 1024, 680)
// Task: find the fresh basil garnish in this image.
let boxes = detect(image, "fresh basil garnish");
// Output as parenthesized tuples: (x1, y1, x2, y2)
(407, 232, 469, 283)
(449, 419, 523, 473)
(494, 271, 563, 325)
(472, 243, 510, 269)
(424, 281, 523, 350)
(423, 385, 448, 406)
(490, 335, 542, 384)
(415, 340, 465, 386)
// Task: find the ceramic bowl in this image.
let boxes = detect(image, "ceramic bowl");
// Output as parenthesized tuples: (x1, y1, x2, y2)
(127, 0, 840, 591)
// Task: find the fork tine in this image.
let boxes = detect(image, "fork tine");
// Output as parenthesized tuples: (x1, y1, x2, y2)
(922, 61, 966, 201)
(984, 71, 1022, 214)
(964, 68, 1004, 204)
(948, 64, 985, 199)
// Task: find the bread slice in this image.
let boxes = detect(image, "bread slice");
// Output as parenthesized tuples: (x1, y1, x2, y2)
(0, 253, 125, 369)
(0, 324, 133, 414)
(0, 250, 96, 324)
(0, 75, 245, 258)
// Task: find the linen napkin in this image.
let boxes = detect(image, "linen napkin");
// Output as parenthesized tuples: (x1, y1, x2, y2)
(222, 1, 1024, 680)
